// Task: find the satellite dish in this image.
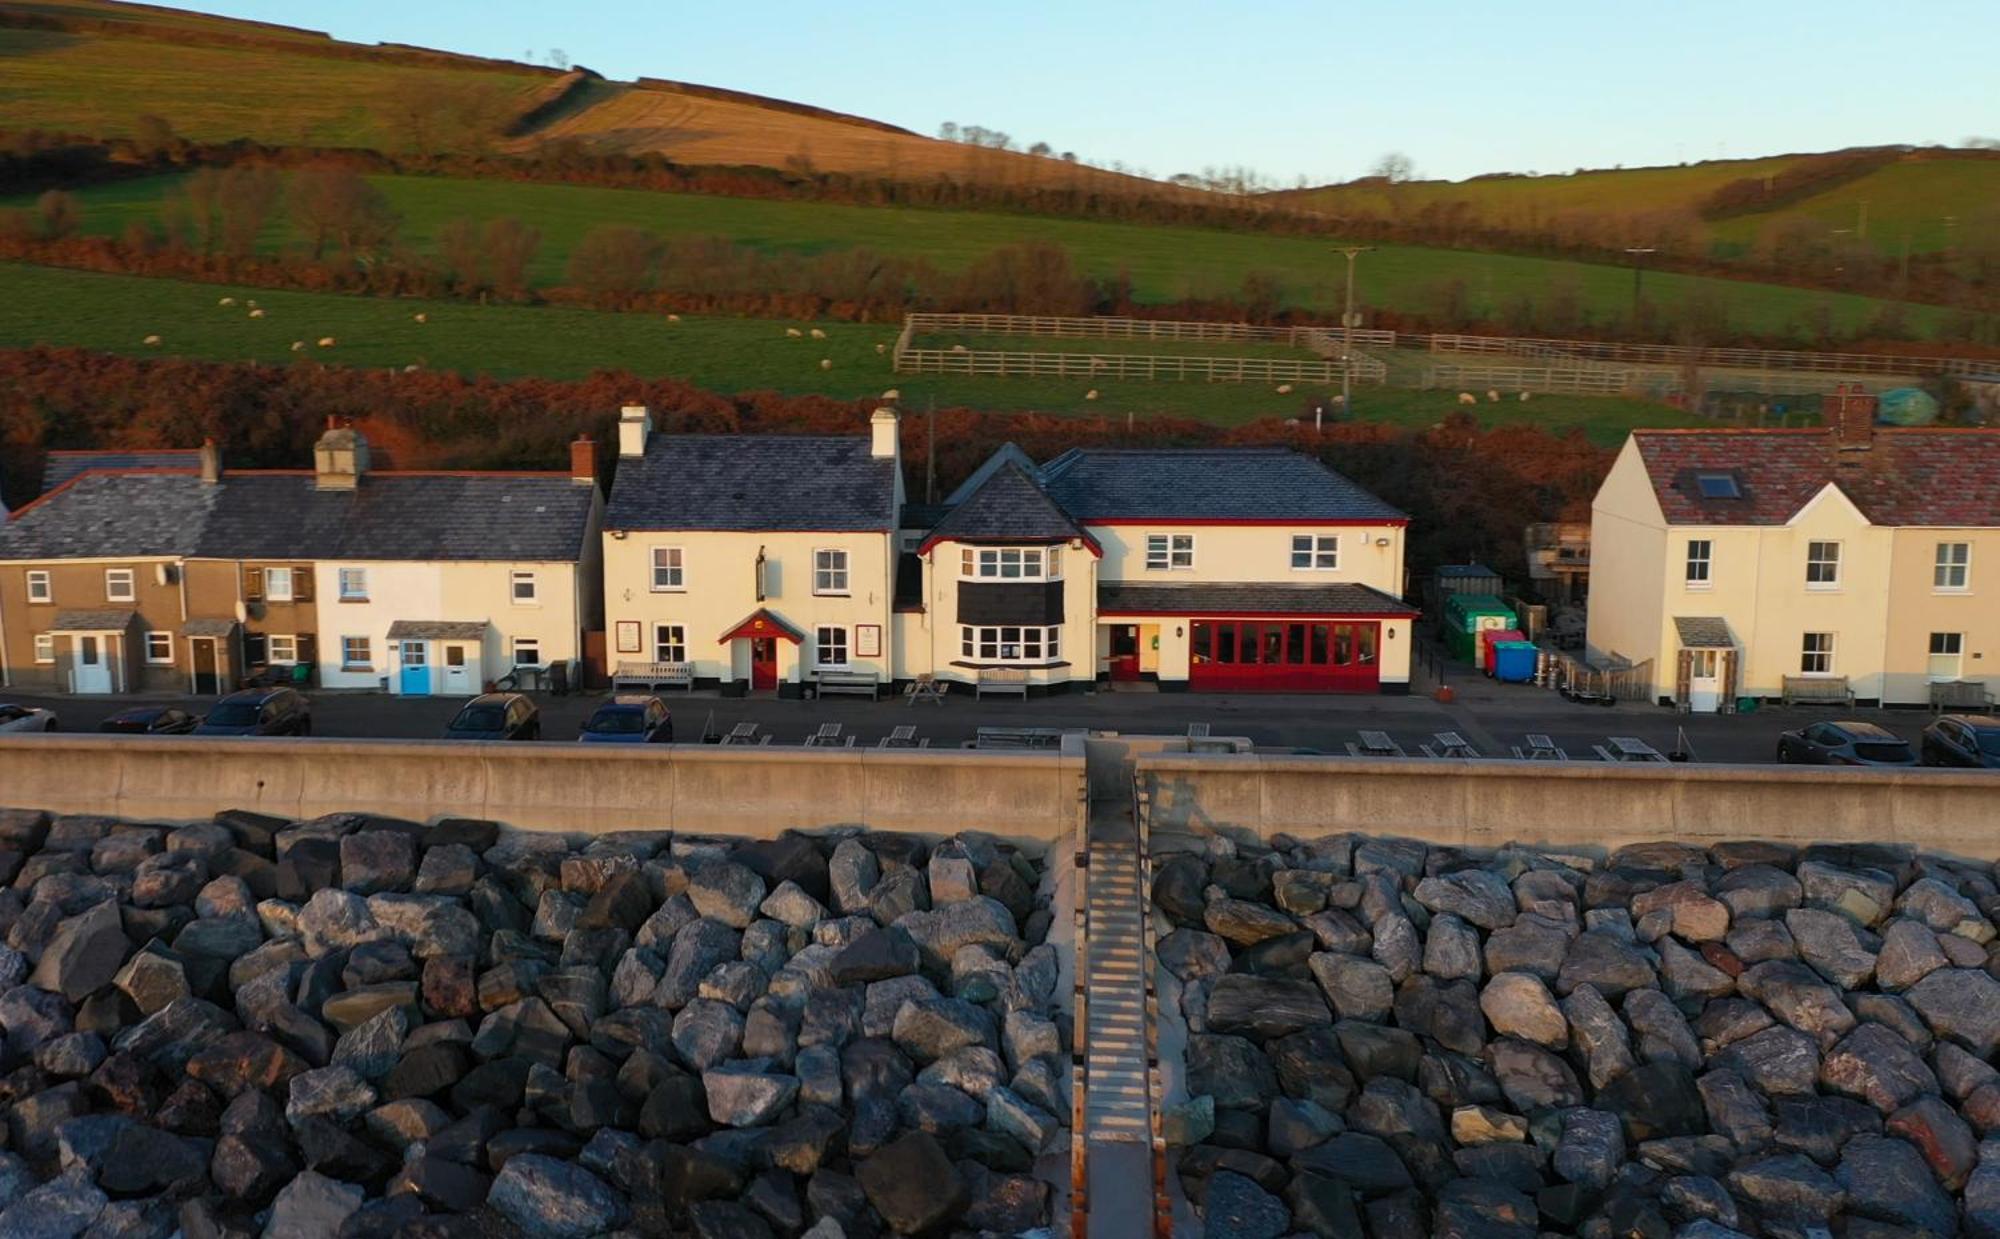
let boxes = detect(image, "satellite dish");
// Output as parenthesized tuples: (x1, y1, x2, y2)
(234, 601, 249, 623)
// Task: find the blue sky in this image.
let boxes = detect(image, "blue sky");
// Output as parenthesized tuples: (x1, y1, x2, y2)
(203, 0, 1997, 184)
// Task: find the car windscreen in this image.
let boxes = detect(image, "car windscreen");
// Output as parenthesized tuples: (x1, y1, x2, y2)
(1854, 742, 1912, 762)
(206, 703, 261, 726)
(454, 706, 507, 731)
(585, 710, 647, 734)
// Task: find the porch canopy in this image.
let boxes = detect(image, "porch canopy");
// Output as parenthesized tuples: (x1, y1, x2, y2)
(386, 620, 488, 641)
(1674, 617, 1735, 648)
(182, 618, 238, 637)
(717, 608, 804, 644)
(49, 609, 137, 632)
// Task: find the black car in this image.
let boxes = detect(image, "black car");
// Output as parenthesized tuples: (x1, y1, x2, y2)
(99, 706, 200, 735)
(444, 693, 540, 741)
(1920, 714, 2000, 769)
(193, 687, 312, 737)
(1775, 720, 1917, 766)
(579, 695, 675, 744)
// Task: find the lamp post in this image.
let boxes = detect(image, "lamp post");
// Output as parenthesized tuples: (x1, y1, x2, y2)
(1622, 246, 1657, 320)
(1333, 246, 1372, 430)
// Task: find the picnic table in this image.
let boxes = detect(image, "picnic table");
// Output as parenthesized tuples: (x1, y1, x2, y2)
(804, 723, 856, 748)
(1512, 733, 1568, 760)
(974, 726, 1070, 750)
(878, 725, 920, 749)
(1597, 736, 1669, 763)
(1422, 730, 1480, 759)
(1346, 730, 1407, 758)
(720, 722, 761, 746)
(905, 675, 948, 707)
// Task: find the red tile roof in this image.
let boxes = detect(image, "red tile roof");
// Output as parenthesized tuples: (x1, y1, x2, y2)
(1632, 428, 2000, 527)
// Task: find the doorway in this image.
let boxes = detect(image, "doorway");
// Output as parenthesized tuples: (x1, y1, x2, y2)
(72, 635, 113, 694)
(442, 643, 472, 694)
(1109, 625, 1141, 682)
(1688, 648, 1723, 714)
(192, 638, 220, 696)
(751, 638, 778, 691)
(399, 641, 430, 696)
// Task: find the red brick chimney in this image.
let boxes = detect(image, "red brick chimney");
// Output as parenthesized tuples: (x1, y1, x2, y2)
(1830, 383, 1878, 450)
(570, 436, 599, 486)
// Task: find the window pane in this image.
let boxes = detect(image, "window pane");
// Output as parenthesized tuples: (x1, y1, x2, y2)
(1311, 624, 1330, 664)
(1287, 624, 1307, 664)
(1333, 625, 1353, 666)
(1192, 623, 1212, 662)
(1291, 535, 1312, 569)
(1217, 626, 1237, 663)
(1357, 626, 1378, 664)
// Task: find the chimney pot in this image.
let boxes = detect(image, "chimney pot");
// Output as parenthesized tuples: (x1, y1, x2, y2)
(570, 436, 599, 485)
(1831, 383, 1877, 450)
(618, 405, 652, 459)
(199, 438, 222, 485)
(870, 407, 900, 460)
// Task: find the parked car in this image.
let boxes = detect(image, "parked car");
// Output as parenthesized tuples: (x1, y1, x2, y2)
(99, 706, 200, 735)
(193, 687, 312, 737)
(444, 693, 540, 741)
(0, 704, 58, 733)
(578, 696, 674, 744)
(1920, 714, 2000, 769)
(1775, 720, 1916, 766)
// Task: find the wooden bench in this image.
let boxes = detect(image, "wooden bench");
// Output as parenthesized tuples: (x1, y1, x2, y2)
(1782, 676, 1854, 708)
(612, 661, 694, 693)
(975, 667, 1029, 699)
(1930, 680, 1993, 714)
(814, 669, 882, 699)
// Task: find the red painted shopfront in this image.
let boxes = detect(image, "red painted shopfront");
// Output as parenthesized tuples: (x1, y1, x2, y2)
(1189, 619, 1380, 692)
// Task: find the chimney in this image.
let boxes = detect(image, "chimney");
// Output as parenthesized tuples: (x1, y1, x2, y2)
(618, 405, 652, 459)
(870, 407, 900, 461)
(312, 419, 370, 491)
(570, 436, 598, 486)
(199, 438, 222, 486)
(1830, 383, 1877, 451)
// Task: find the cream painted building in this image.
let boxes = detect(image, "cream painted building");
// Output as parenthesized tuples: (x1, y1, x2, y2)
(1587, 413, 2000, 710)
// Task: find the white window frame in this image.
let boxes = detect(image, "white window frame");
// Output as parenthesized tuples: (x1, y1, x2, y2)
(266, 634, 298, 665)
(337, 568, 368, 601)
(264, 566, 295, 602)
(1685, 539, 1712, 588)
(1145, 533, 1195, 572)
(1934, 542, 1970, 593)
(654, 624, 687, 664)
(650, 547, 685, 592)
(104, 568, 135, 603)
(959, 625, 1062, 663)
(815, 625, 849, 668)
(25, 571, 50, 604)
(512, 637, 541, 667)
(1800, 632, 1835, 676)
(959, 546, 1059, 580)
(341, 636, 372, 671)
(32, 633, 54, 664)
(510, 570, 538, 605)
(1290, 534, 1340, 571)
(143, 631, 173, 665)
(813, 549, 851, 596)
(1928, 632, 1964, 682)
(1805, 541, 1841, 590)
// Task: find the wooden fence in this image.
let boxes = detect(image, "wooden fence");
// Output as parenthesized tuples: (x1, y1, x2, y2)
(1422, 361, 1675, 397)
(902, 312, 1395, 349)
(896, 346, 1388, 384)
(1424, 333, 1966, 378)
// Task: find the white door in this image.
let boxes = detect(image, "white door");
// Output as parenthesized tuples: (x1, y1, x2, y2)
(72, 635, 113, 694)
(1688, 649, 1722, 713)
(442, 644, 472, 694)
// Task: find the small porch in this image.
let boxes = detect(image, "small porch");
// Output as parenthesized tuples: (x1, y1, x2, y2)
(385, 620, 490, 697)
(717, 608, 805, 697)
(1673, 616, 1739, 714)
(181, 618, 241, 696)
(47, 610, 140, 695)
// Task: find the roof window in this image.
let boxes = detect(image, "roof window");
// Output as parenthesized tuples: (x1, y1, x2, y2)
(1694, 472, 1741, 499)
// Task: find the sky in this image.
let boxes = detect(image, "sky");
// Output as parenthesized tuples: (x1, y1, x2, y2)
(201, 0, 1998, 185)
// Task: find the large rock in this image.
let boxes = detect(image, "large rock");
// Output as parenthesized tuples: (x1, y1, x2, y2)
(1413, 870, 1517, 931)
(1203, 1169, 1291, 1239)
(1309, 953, 1393, 1023)
(1784, 907, 1877, 989)
(898, 898, 1020, 971)
(1600, 1060, 1706, 1142)
(686, 862, 767, 930)
(30, 901, 129, 1003)
(1837, 1133, 1959, 1234)
(1727, 1153, 1846, 1229)
(1821, 1022, 1939, 1113)
(486, 1153, 629, 1238)
(703, 1067, 799, 1128)
(1906, 968, 2000, 1056)
(264, 1170, 365, 1239)
(1207, 975, 1331, 1040)
(1479, 973, 1567, 1049)
(1555, 933, 1656, 999)
(855, 1131, 966, 1236)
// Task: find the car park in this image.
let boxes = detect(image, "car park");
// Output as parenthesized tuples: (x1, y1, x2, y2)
(1775, 720, 1917, 766)
(99, 706, 200, 735)
(1920, 714, 2000, 769)
(578, 696, 675, 744)
(444, 693, 540, 741)
(193, 688, 312, 737)
(0, 704, 58, 733)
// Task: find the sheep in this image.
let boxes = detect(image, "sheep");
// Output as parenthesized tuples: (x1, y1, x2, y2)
(412, 313, 427, 324)
(666, 313, 680, 323)
(1275, 383, 1294, 395)
(1084, 389, 1099, 401)
(1486, 389, 1500, 403)
(246, 299, 258, 309)
(403, 364, 421, 373)
(141, 334, 161, 346)
(290, 341, 306, 352)
(950, 344, 968, 354)
(1457, 392, 1478, 405)
(1519, 391, 1532, 402)
(809, 328, 827, 340)
(819, 359, 832, 371)
(875, 343, 887, 355)
(881, 389, 901, 400)
(218, 297, 237, 307)
(785, 328, 803, 338)
(248, 309, 266, 319)
(317, 337, 336, 348)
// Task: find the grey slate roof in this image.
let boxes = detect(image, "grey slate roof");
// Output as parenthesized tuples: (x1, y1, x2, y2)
(1097, 582, 1418, 616)
(387, 620, 489, 640)
(50, 609, 138, 631)
(41, 451, 202, 495)
(1674, 617, 1735, 649)
(943, 442, 1039, 506)
(182, 618, 238, 637)
(922, 463, 1088, 546)
(0, 469, 596, 563)
(606, 435, 897, 532)
(1040, 448, 1406, 522)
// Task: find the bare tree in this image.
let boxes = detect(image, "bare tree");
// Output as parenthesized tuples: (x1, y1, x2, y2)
(438, 217, 483, 289)
(1370, 152, 1415, 182)
(216, 167, 282, 259)
(35, 190, 79, 240)
(938, 122, 959, 142)
(567, 225, 661, 303)
(483, 217, 541, 298)
(287, 167, 399, 261)
(132, 113, 177, 160)
(1028, 141, 1051, 158)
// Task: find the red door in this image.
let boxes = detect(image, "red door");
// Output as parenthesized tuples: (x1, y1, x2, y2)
(1109, 626, 1141, 682)
(751, 638, 778, 691)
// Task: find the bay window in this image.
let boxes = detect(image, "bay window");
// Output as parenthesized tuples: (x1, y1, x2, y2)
(960, 625, 1061, 662)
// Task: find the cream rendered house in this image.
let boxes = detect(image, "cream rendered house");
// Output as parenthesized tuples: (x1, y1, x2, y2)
(1587, 410, 2000, 710)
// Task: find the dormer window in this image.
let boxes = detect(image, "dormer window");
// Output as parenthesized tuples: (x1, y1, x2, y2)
(961, 547, 1061, 580)
(1694, 472, 1740, 499)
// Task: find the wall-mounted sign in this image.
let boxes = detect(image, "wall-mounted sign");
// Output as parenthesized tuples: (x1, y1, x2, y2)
(615, 621, 640, 654)
(856, 625, 882, 658)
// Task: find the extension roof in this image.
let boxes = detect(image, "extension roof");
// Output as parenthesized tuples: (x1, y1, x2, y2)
(1038, 448, 1407, 522)
(606, 434, 897, 532)
(1097, 581, 1419, 617)
(1632, 428, 2000, 527)
(919, 462, 1093, 552)
(0, 469, 596, 563)
(40, 450, 203, 495)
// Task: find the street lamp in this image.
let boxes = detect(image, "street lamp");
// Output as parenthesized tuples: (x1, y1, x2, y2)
(1332, 246, 1372, 430)
(1622, 247, 1657, 319)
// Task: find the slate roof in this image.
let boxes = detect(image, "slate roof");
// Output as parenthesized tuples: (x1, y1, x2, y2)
(943, 442, 1039, 506)
(50, 609, 138, 631)
(1039, 448, 1406, 522)
(182, 618, 238, 637)
(920, 463, 1090, 549)
(1674, 617, 1735, 649)
(387, 620, 488, 640)
(1097, 582, 1418, 616)
(0, 469, 596, 563)
(1633, 429, 2000, 527)
(606, 435, 897, 532)
(40, 451, 202, 495)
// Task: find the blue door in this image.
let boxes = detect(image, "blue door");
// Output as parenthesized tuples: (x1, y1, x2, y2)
(399, 641, 430, 696)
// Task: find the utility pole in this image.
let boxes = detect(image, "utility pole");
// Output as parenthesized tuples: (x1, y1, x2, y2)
(924, 399, 936, 505)
(1623, 247, 1657, 321)
(1335, 246, 1372, 428)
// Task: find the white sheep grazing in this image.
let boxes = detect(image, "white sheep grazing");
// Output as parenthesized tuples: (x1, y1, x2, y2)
(413, 313, 427, 324)
(1084, 389, 1099, 401)
(142, 334, 161, 346)
(666, 313, 680, 323)
(874, 343, 887, 355)
(246, 299, 259, 309)
(819, 359, 832, 371)
(785, 328, 803, 338)
(1275, 383, 1294, 395)
(218, 297, 237, 307)
(290, 341, 305, 352)
(881, 389, 901, 400)
(403, 364, 420, 373)
(950, 344, 968, 354)
(809, 328, 827, 340)
(1486, 389, 1500, 403)
(1519, 391, 1532, 402)
(1456, 392, 1477, 405)
(248, 309, 266, 319)
(317, 337, 336, 348)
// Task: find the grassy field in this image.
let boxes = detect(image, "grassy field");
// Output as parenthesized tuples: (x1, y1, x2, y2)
(0, 262, 1704, 443)
(17, 173, 1950, 336)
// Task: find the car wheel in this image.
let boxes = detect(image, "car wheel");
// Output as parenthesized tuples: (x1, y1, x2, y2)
(1776, 745, 1791, 763)
(44, 720, 56, 732)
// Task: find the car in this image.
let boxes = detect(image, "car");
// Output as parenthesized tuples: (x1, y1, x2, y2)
(193, 687, 312, 737)
(99, 706, 201, 735)
(444, 693, 540, 741)
(1775, 720, 1917, 766)
(1920, 714, 2000, 769)
(578, 695, 675, 744)
(0, 704, 58, 733)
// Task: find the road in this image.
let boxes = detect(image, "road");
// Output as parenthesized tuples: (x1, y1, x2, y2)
(0, 675, 1966, 766)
